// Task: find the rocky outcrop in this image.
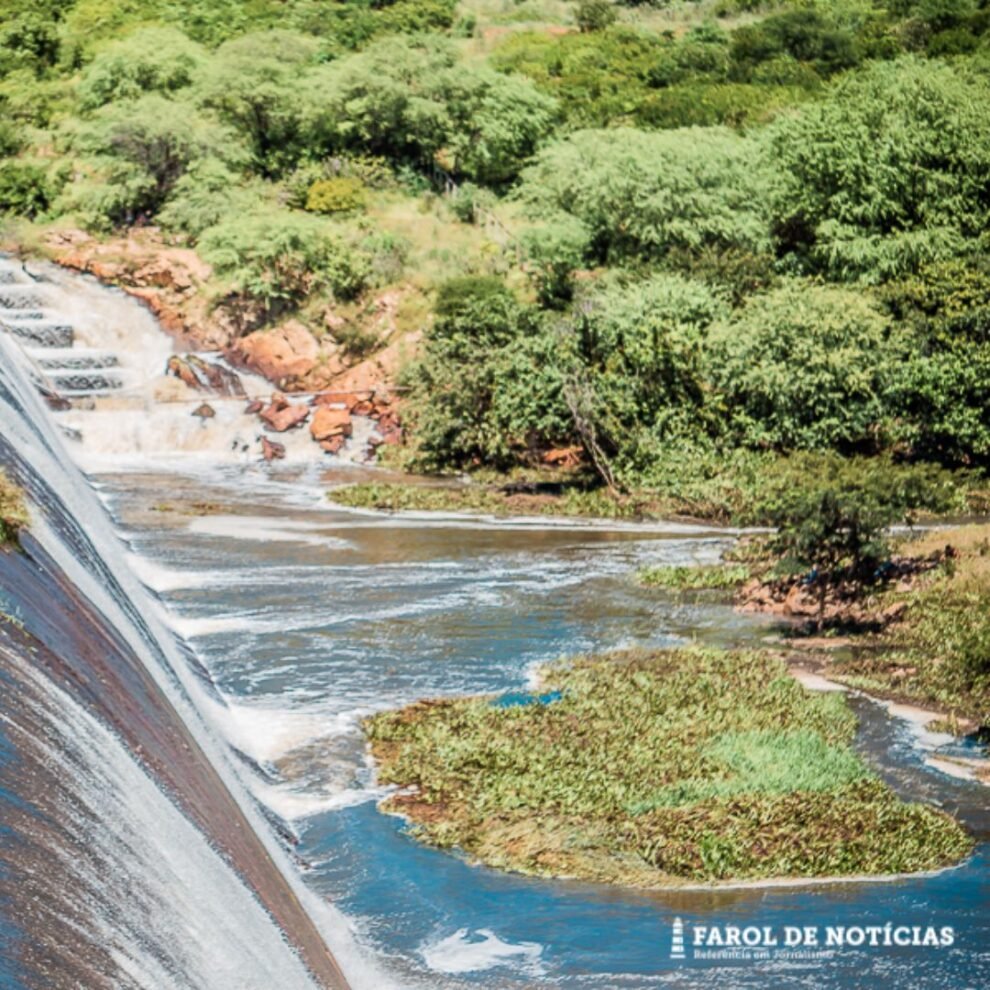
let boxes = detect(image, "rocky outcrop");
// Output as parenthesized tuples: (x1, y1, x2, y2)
(225, 321, 321, 386)
(191, 402, 215, 419)
(260, 437, 286, 461)
(167, 354, 245, 396)
(258, 393, 309, 432)
(310, 406, 353, 442)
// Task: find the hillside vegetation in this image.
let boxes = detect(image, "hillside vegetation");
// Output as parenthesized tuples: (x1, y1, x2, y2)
(3, 0, 990, 513)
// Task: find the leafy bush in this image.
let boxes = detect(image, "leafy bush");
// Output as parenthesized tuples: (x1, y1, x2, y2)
(305, 177, 367, 214)
(729, 8, 861, 80)
(565, 275, 730, 467)
(309, 37, 555, 183)
(77, 27, 205, 110)
(196, 31, 319, 178)
(520, 215, 591, 306)
(404, 277, 572, 469)
(575, 0, 617, 32)
(67, 94, 237, 225)
(198, 209, 369, 319)
(0, 161, 52, 217)
(889, 344, 990, 467)
(519, 127, 768, 264)
(157, 159, 263, 239)
(767, 57, 990, 281)
(705, 282, 899, 452)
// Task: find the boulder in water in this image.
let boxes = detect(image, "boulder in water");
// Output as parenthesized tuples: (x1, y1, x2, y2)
(319, 435, 348, 455)
(260, 436, 286, 461)
(226, 320, 320, 385)
(310, 405, 352, 442)
(192, 402, 215, 419)
(166, 354, 244, 397)
(259, 393, 309, 432)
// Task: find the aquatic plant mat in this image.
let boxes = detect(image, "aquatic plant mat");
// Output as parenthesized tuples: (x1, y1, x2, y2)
(366, 648, 972, 886)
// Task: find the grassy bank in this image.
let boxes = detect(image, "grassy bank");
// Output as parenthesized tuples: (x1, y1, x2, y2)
(365, 647, 971, 886)
(329, 480, 693, 521)
(0, 470, 27, 545)
(830, 524, 990, 728)
(332, 452, 982, 525)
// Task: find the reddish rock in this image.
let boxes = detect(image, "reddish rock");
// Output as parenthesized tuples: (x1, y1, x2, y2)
(261, 437, 286, 461)
(542, 446, 584, 468)
(259, 393, 309, 432)
(245, 399, 263, 414)
(310, 406, 353, 441)
(226, 320, 320, 384)
(191, 402, 215, 419)
(167, 355, 200, 389)
(311, 390, 372, 411)
(319, 435, 348, 455)
(351, 399, 375, 416)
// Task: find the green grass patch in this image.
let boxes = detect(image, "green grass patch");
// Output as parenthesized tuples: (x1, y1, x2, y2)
(0, 470, 27, 545)
(828, 524, 990, 727)
(329, 481, 685, 520)
(637, 563, 751, 591)
(365, 647, 971, 886)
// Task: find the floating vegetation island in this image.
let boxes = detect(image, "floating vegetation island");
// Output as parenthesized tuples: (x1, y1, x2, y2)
(365, 648, 972, 887)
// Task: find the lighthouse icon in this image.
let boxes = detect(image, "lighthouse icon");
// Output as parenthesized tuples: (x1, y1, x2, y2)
(671, 917, 686, 959)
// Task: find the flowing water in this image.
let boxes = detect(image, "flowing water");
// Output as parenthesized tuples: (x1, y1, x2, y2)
(1, 257, 988, 989)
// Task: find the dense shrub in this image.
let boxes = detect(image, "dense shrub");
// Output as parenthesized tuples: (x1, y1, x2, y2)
(305, 177, 367, 214)
(199, 209, 369, 319)
(77, 27, 205, 109)
(705, 283, 899, 452)
(0, 161, 52, 217)
(576, 0, 617, 32)
(519, 127, 769, 264)
(308, 37, 555, 183)
(157, 159, 263, 238)
(767, 57, 990, 281)
(729, 9, 861, 81)
(404, 277, 571, 469)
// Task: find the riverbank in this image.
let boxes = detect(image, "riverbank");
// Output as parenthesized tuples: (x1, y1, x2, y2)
(798, 523, 990, 734)
(330, 452, 988, 526)
(365, 646, 972, 889)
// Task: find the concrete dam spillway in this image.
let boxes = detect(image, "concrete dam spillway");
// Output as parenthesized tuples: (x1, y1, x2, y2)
(0, 258, 356, 989)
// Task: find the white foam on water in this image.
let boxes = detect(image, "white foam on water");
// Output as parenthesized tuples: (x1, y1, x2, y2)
(251, 778, 391, 822)
(188, 514, 357, 548)
(126, 553, 219, 593)
(421, 928, 545, 976)
(213, 699, 368, 765)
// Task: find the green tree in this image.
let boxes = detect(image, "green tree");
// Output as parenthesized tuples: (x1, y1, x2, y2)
(67, 94, 237, 225)
(77, 27, 206, 110)
(518, 127, 769, 264)
(705, 282, 899, 452)
(767, 57, 990, 281)
(196, 31, 319, 177)
(308, 37, 555, 183)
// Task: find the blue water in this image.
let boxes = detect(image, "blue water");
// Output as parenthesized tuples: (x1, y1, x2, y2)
(99, 469, 990, 989)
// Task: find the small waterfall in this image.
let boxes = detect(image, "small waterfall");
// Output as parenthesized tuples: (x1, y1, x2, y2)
(0, 257, 375, 469)
(0, 268, 385, 988)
